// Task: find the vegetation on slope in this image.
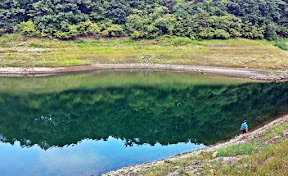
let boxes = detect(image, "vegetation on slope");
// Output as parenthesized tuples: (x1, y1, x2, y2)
(0, 0, 287, 40)
(0, 34, 288, 68)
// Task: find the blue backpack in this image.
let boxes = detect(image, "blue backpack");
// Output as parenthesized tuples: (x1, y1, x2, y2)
(241, 123, 246, 131)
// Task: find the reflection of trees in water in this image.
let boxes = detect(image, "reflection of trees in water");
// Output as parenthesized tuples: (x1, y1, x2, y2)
(0, 82, 288, 150)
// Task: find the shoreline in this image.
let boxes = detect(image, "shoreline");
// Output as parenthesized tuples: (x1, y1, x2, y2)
(103, 114, 288, 176)
(0, 64, 288, 81)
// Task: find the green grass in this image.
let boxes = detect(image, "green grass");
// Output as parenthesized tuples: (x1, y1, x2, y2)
(206, 139, 288, 176)
(217, 142, 258, 157)
(274, 38, 288, 50)
(0, 33, 24, 44)
(261, 123, 287, 140)
(0, 34, 288, 68)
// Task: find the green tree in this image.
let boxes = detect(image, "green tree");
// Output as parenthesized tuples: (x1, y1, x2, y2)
(106, 0, 130, 24)
(265, 23, 278, 40)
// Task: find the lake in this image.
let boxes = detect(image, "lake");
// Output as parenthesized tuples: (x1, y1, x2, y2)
(0, 70, 288, 176)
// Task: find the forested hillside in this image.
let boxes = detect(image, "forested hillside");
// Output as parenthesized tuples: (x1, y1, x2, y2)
(0, 0, 287, 40)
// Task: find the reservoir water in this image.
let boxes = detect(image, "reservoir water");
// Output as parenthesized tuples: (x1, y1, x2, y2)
(0, 70, 288, 176)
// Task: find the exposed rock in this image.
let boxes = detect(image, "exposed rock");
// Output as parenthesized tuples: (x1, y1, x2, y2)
(212, 151, 218, 159)
(283, 130, 288, 138)
(251, 72, 288, 82)
(212, 156, 242, 165)
(167, 170, 179, 176)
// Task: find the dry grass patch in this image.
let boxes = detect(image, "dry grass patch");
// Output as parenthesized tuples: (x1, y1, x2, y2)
(0, 35, 287, 68)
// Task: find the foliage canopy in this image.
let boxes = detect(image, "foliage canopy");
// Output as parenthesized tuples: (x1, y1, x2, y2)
(0, 0, 287, 39)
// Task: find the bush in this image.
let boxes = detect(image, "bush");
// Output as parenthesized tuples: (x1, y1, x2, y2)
(198, 27, 215, 39)
(35, 29, 49, 38)
(101, 24, 125, 37)
(87, 23, 100, 35)
(172, 37, 191, 46)
(53, 25, 79, 39)
(131, 31, 145, 39)
(214, 29, 230, 39)
(265, 23, 278, 41)
(274, 43, 288, 51)
(18, 21, 37, 36)
(0, 29, 2, 36)
(146, 25, 161, 39)
(77, 21, 100, 35)
(153, 17, 173, 36)
(276, 26, 288, 38)
(241, 22, 266, 39)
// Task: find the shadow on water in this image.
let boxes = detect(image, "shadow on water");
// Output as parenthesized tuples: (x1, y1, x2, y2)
(0, 70, 288, 175)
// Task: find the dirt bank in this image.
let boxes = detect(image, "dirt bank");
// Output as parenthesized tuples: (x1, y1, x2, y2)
(103, 115, 288, 176)
(0, 64, 288, 81)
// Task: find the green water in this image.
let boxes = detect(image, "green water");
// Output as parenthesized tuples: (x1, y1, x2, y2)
(0, 70, 287, 175)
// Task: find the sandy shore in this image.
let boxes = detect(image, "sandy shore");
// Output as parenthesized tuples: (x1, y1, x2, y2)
(103, 114, 288, 176)
(0, 64, 288, 81)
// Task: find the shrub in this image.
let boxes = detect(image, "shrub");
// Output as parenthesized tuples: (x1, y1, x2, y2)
(87, 23, 100, 35)
(35, 29, 49, 38)
(275, 43, 288, 51)
(146, 25, 161, 39)
(18, 21, 37, 36)
(53, 25, 79, 39)
(101, 24, 125, 37)
(276, 26, 288, 38)
(131, 31, 145, 39)
(214, 29, 230, 39)
(265, 23, 278, 41)
(198, 27, 215, 39)
(172, 37, 191, 46)
(241, 22, 266, 39)
(77, 21, 100, 35)
(153, 17, 174, 35)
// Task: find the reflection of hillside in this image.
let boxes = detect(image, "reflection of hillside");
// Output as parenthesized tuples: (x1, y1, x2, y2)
(0, 82, 288, 149)
(0, 71, 253, 95)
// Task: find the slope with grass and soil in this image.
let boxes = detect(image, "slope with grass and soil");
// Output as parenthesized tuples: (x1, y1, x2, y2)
(0, 34, 288, 81)
(104, 115, 288, 176)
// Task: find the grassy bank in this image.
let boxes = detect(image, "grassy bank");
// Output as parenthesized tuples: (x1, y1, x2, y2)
(106, 116, 288, 176)
(0, 34, 288, 69)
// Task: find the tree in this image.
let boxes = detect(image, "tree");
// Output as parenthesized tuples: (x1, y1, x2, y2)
(0, 0, 287, 40)
(106, 0, 130, 24)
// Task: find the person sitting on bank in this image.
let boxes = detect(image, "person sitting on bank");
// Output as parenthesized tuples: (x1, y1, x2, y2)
(240, 120, 248, 135)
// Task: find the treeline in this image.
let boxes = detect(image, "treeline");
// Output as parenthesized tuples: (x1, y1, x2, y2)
(0, 0, 288, 40)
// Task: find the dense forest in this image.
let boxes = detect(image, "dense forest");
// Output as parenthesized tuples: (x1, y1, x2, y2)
(0, 0, 287, 40)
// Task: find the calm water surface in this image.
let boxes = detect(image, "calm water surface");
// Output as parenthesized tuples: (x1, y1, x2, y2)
(0, 71, 288, 176)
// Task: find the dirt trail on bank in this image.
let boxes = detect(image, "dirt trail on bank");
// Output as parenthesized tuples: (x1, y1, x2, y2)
(103, 115, 288, 176)
(0, 64, 288, 81)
